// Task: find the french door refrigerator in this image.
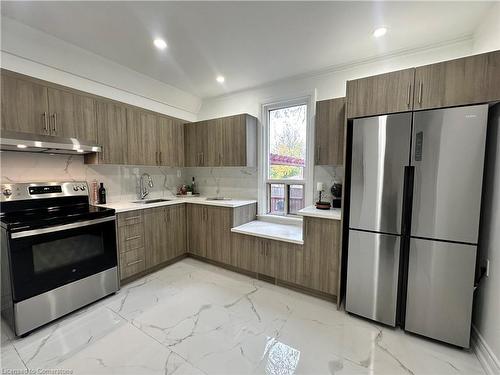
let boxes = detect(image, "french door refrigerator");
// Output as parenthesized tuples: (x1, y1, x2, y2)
(345, 104, 488, 348)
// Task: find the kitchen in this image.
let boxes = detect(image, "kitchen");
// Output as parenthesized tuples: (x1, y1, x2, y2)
(1, 2, 500, 374)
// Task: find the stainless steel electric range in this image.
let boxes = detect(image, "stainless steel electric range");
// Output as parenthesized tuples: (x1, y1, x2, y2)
(0, 181, 119, 336)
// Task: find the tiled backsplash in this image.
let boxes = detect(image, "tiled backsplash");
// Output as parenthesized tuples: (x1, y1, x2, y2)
(1, 152, 341, 204)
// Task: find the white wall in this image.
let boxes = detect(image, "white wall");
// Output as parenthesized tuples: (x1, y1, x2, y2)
(197, 39, 474, 120)
(473, 2, 500, 54)
(0, 16, 201, 121)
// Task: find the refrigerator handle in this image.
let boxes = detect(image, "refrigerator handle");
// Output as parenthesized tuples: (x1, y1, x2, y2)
(401, 166, 414, 237)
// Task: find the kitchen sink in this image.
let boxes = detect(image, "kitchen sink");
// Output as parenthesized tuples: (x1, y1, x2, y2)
(132, 199, 171, 204)
(206, 197, 232, 201)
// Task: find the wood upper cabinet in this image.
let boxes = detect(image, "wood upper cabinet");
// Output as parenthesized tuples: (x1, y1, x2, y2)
(346, 68, 415, 118)
(184, 114, 257, 167)
(126, 108, 158, 166)
(186, 204, 207, 257)
(303, 217, 340, 295)
(315, 97, 345, 165)
(1, 73, 49, 135)
(157, 116, 185, 167)
(46, 87, 96, 142)
(184, 121, 208, 167)
(414, 50, 500, 110)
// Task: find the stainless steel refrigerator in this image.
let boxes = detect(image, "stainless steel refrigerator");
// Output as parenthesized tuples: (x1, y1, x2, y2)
(345, 104, 488, 348)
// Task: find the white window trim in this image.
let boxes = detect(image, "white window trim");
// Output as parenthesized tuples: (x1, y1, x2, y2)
(258, 91, 316, 220)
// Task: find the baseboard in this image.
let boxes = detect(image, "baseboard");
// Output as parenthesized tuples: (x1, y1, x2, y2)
(471, 325, 500, 375)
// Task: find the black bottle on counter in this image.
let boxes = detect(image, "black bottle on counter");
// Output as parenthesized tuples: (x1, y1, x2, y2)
(98, 182, 107, 204)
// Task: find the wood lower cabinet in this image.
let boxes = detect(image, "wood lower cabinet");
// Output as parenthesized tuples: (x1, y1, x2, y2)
(277, 241, 305, 286)
(117, 211, 146, 280)
(230, 233, 258, 273)
(169, 204, 187, 258)
(257, 239, 277, 277)
(1, 73, 49, 135)
(205, 207, 232, 264)
(347, 68, 415, 118)
(186, 204, 207, 257)
(86, 100, 128, 165)
(414, 50, 500, 110)
(315, 97, 345, 165)
(303, 217, 340, 295)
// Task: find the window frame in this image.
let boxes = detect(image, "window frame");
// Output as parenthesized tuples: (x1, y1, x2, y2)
(258, 94, 315, 219)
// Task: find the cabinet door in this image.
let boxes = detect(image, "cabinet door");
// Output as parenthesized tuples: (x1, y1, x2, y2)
(184, 122, 208, 167)
(347, 68, 415, 118)
(206, 206, 232, 264)
(168, 204, 186, 259)
(157, 115, 184, 166)
(93, 100, 128, 164)
(47, 87, 96, 141)
(127, 108, 158, 165)
(303, 217, 340, 295)
(1, 74, 49, 135)
(144, 207, 170, 268)
(257, 239, 277, 277)
(414, 50, 500, 110)
(231, 233, 258, 273)
(221, 115, 247, 166)
(277, 242, 305, 286)
(315, 98, 345, 165)
(186, 204, 207, 256)
(206, 119, 223, 166)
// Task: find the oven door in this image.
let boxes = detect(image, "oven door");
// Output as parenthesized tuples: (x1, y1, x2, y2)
(8, 216, 117, 302)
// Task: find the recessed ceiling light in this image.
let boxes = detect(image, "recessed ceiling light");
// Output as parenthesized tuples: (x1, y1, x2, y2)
(17, 144, 27, 149)
(216, 76, 225, 83)
(373, 27, 387, 38)
(153, 38, 167, 50)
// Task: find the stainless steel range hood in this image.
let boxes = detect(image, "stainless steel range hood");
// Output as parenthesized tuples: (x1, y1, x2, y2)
(0, 131, 101, 155)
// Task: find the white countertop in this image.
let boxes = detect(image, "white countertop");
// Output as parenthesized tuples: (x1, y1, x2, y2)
(231, 220, 303, 245)
(96, 197, 257, 213)
(297, 206, 342, 220)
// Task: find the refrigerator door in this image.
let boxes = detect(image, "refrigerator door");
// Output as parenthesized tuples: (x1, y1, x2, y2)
(405, 238, 476, 348)
(411, 105, 488, 243)
(346, 230, 400, 326)
(350, 113, 412, 234)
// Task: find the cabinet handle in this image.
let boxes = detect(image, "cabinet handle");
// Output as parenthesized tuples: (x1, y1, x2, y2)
(126, 259, 143, 267)
(52, 113, 57, 134)
(159, 151, 162, 165)
(418, 81, 423, 104)
(125, 235, 141, 241)
(201, 152, 204, 165)
(42, 112, 48, 134)
(406, 82, 411, 106)
(316, 146, 320, 164)
(155, 151, 158, 164)
(124, 216, 141, 221)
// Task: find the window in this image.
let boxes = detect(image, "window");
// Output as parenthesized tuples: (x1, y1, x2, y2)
(265, 103, 308, 216)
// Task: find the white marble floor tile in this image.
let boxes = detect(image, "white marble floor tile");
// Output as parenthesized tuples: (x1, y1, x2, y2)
(1, 259, 486, 375)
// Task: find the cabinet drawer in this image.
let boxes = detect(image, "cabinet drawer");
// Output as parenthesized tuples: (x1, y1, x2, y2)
(120, 247, 145, 280)
(117, 211, 143, 227)
(118, 224, 144, 253)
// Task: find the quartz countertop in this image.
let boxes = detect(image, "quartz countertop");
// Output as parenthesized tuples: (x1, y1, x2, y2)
(231, 220, 303, 245)
(95, 197, 257, 213)
(297, 206, 342, 220)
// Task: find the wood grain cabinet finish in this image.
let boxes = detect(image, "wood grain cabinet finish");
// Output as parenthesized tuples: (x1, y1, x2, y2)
(1, 73, 49, 135)
(257, 239, 277, 278)
(414, 50, 500, 110)
(157, 116, 185, 167)
(169, 204, 187, 259)
(303, 217, 340, 295)
(85, 100, 128, 165)
(46, 87, 96, 141)
(126, 108, 158, 166)
(230, 233, 258, 273)
(277, 242, 305, 286)
(186, 204, 208, 257)
(205, 207, 232, 264)
(315, 97, 346, 165)
(184, 114, 257, 167)
(347, 68, 415, 119)
(117, 211, 146, 280)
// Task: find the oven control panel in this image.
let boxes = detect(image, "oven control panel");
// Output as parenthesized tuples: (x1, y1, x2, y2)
(1, 182, 89, 202)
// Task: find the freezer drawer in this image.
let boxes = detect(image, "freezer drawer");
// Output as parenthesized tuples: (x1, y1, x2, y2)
(411, 105, 488, 243)
(346, 230, 400, 326)
(350, 113, 412, 234)
(405, 238, 476, 348)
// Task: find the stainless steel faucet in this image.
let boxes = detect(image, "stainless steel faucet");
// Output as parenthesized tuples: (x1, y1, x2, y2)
(139, 173, 154, 199)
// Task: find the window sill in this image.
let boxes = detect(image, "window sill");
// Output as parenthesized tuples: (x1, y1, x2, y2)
(257, 214, 303, 226)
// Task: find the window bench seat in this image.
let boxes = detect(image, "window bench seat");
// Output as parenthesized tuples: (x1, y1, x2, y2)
(231, 220, 303, 245)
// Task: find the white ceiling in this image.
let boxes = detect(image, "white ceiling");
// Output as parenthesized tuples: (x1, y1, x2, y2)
(1, 1, 493, 99)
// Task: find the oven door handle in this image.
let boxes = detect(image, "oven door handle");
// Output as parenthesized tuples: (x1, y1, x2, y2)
(10, 216, 116, 239)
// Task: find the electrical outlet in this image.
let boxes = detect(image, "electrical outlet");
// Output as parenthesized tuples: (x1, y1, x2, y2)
(177, 169, 181, 178)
